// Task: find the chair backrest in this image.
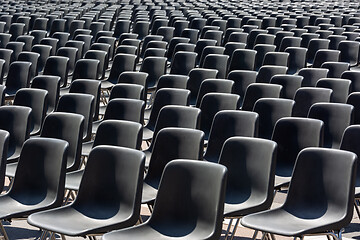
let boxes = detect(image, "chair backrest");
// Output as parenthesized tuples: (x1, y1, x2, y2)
(147, 88, 190, 130)
(242, 83, 283, 111)
(199, 93, 240, 140)
(149, 105, 201, 151)
(72, 59, 100, 81)
(0, 106, 31, 161)
(272, 117, 324, 178)
(0, 130, 9, 193)
(56, 93, 94, 142)
(170, 51, 197, 75)
(253, 98, 295, 139)
(316, 78, 351, 103)
(13, 88, 48, 136)
(292, 87, 332, 117)
(104, 98, 145, 124)
(69, 79, 101, 121)
(145, 127, 205, 191)
(140, 56, 167, 89)
(40, 112, 84, 172)
(148, 159, 227, 240)
(5, 61, 32, 93)
(340, 125, 360, 189)
(31, 75, 61, 114)
(285, 47, 307, 74)
(187, 68, 218, 105)
(43, 56, 69, 87)
(270, 74, 303, 99)
(73, 145, 144, 228)
(204, 110, 259, 163)
(308, 102, 353, 148)
(220, 137, 277, 216)
(196, 79, 234, 108)
(256, 65, 288, 83)
(283, 147, 356, 228)
(9, 138, 68, 210)
(107, 53, 137, 84)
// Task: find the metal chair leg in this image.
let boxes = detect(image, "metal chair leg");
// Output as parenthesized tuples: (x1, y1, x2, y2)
(251, 230, 259, 240)
(0, 221, 9, 240)
(224, 218, 233, 240)
(230, 218, 240, 240)
(354, 200, 360, 218)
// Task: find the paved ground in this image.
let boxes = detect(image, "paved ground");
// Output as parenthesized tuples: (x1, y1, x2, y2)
(2, 189, 359, 240)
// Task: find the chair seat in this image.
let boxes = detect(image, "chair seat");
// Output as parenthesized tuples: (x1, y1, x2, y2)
(92, 120, 101, 134)
(65, 170, 84, 191)
(102, 223, 214, 240)
(59, 87, 70, 96)
(101, 80, 115, 89)
(81, 141, 94, 157)
(5, 162, 17, 178)
(141, 182, 158, 204)
(274, 175, 291, 189)
(142, 127, 154, 141)
(0, 195, 56, 219)
(28, 204, 136, 236)
(241, 208, 345, 237)
(224, 200, 270, 218)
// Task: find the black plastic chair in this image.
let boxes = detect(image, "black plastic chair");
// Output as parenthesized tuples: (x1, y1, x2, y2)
(321, 62, 350, 78)
(28, 145, 145, 239)
(347, 92, 360, 124)
(253, 44, 276, 71)
(31, 44, 52, 73)
(6, 41, 24, 63)
(308, 102, 353, 148)
(0, 129, 8, 193)
(228, 49, 257, 72)
(103, 159, 227, 240)
(339, 40, 360, 67)
(40, 37, 59, 56)
(316, 78, 351, 103)
(92, 98, 145, 134)
(84, 50, 107, 80)
(272, 117, 324, 190)
(65, 40, 84, 61)
(81, 119, 143, 160)
(241, 147, 356, 240)
(202, 54, 229, 79)
(339, 125, 360, 218)
(187, 68, 218, 105)
(228, 72, 255, 100)
(204, 110, 258, 163)
(16, 35, 34, 51)
(69, 79, 101, 121)
(117, 71, 149, 100)
(56, 93, 94, 142)
(4, 61, 32, 98)
(140, 56, 167, 90)
(298, 68, 329, 87)
(144, 88, 190, 138)
(170, 51, 197, 75)
(40, 112, 84, 173)
(56, 47, 78, 78)
(13, 88, 48, 136)
(220, 136, 277, 239)
(31, 75, 60, 114)
(253, 98, 295, 139)
(312, 49, 340, 68)
(242, 83, 283, 111)
(101, 53, 137, 90)
(342, 71, 360, 92)
(43, 56, 69, 88)
(142, 127, 205, 205)
(0, 137, 68, 240)
(292, 87, 333, 117)
(72, 59, 99, 81)
(256, 65, 288, 83)
(195, 79, 234, 108)
(199, 93, 240, 140)
(17, 51, 40, 81)
(270, 74, 303, 99)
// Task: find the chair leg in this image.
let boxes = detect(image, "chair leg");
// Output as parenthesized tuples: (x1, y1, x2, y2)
(354, 200, 360, 218)
(260, 232, 267, 240)
(229, 219, 240, 240)
(0, 221, 9, 240)
(61, 234, 66, 240)
(270, 233, 276, 240)
(224, 218, 233, 240)
(251, 230, 259, 240)
(40, 230, 48, 240)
